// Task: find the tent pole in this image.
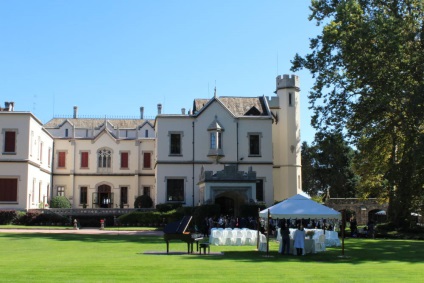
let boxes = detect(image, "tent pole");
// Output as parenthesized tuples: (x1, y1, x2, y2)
(341, 209, 346, 256)
(267, 209, 270, 255)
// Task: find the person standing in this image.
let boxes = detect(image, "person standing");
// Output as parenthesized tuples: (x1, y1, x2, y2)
(280, 223, 291, 255)
(293, 224, 305, 256)
(350, 217, 358, 237)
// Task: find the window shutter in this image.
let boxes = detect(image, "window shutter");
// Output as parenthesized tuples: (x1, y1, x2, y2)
(81, 152, 89, 168)
(121, 152, 128, 168)
(58, 152, 66, 168)
(143, 152, 151, 168)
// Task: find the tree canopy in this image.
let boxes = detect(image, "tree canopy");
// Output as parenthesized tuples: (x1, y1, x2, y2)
(301, 132, 358, 199)
(293, 0, 424, 227)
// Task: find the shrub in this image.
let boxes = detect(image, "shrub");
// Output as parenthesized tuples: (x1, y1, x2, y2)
(134, 195, 153, 208)
(50, 196, 72, 208)
(118, 210, 176, 227)
(0, 210, 18, 225)
(30, 213, 69, 226)
(16, 211, 42, 225)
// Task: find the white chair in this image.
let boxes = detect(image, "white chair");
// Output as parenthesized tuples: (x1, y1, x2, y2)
(258, 233, 267, 252)
(213, 230, 224, 246)
(234, 230, 245, 246)
(317, 234, 326, 252)
(244, 230, 254, 245)
(276, 228, 282, 242)
(224, 230, 235, 245)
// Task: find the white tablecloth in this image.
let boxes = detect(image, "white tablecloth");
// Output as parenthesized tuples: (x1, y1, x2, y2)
(278, 239, 316, 255)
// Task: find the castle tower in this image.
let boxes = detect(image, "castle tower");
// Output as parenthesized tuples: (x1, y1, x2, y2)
(270, 75, 302, 201)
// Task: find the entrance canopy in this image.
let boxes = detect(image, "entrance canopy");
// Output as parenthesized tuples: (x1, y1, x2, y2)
(259, 194, 341, 220)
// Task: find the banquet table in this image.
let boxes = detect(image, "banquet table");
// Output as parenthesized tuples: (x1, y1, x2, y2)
(278, 238, 316, 255)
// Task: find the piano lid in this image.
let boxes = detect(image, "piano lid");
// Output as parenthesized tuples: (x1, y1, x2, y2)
(163, 216, 193, 234)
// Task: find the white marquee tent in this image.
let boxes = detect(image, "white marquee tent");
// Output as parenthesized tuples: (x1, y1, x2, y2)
(259, 194, 341, 220)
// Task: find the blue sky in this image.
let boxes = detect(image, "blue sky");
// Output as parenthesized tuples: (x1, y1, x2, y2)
(0, 1, 320, 143)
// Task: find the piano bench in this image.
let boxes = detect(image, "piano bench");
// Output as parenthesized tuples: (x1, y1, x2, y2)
(199, 243, 210, 255)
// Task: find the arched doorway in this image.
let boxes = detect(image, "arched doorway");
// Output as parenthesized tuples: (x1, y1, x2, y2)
(215, 196, 235, 216)
(98, 185, 113, 208)
(214, 191, 246, 217)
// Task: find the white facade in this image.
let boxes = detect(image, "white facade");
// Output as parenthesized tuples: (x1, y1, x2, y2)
(0, 74, 302, 213)
(0, 111, 53, 210)
(43, 117, 156, 209)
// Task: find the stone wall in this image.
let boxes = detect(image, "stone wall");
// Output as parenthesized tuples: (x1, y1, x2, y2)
(325, 198, 388, 225)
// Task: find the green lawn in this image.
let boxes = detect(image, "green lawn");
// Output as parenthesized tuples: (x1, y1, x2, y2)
(0, 232, 423, 283)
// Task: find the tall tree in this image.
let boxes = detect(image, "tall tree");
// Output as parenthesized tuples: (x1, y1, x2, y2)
(292, 0, 424, 227)
(301, 141, 320, 196)
(302, 132, 358, 198)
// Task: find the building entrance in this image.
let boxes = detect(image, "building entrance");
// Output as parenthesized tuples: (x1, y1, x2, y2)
(97, 185, 113, 208)
(215, 196, 235, 216)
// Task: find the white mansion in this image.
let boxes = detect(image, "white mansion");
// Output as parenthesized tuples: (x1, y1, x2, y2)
(0, 75, 302, 215)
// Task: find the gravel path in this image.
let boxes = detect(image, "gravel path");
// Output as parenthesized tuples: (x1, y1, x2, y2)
(0, 228, 164, 236)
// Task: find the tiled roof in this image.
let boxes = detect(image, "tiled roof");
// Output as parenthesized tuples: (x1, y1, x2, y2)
(44, 118, 154, 129)
(193, 96, 269, 117)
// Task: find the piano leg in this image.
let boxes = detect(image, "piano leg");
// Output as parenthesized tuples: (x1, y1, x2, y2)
(166, 241, 169, 254)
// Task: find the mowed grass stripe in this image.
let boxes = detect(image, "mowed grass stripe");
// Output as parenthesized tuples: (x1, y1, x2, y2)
(1, 233, 423, 282)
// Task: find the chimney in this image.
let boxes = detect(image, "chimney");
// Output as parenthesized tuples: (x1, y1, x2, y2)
(73, 106, 78, 118)
(4, 102, 14, 111)
(181, 108, 185, 115)
(140, 107, 144, 119)
(157, 103, 162, 115)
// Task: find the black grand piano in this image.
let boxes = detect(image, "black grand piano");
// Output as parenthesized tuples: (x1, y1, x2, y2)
(163, 216, 203, 254)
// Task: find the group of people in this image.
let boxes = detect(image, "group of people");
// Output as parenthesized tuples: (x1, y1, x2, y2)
(279, 223, 306, 256)
(202, 215, 258, 237)
(349, 217, 375, 238)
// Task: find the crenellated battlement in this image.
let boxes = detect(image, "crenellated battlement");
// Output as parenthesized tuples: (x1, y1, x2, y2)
(276, 74, 299, 90)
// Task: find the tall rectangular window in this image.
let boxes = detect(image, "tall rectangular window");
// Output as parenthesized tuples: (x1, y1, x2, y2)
(170, 133, 181, 155)
(143, 186, 150, 196)
(39, 142, 43, 163)
(98, 149, 112, 168)
(249, 134, 261, 156)
(120, 152, 129, 169)
(143, 152, 151, 169)
(120, 187, 128, 205)
(48, 148, 51, 167)
(210, 132, 222, 149)
(58, 152, 66, 168)
(145, 129, 149, 138)
(57, 186, 65, 196)
(0, 178, 18, 202)
(81, 152, 89, 168)
(289, 93, 293, 106)
(4, 131, 16, 153)
(166, 179, 184, 202)
(80, 187, 87, 205)
(256, 179, 264, 202)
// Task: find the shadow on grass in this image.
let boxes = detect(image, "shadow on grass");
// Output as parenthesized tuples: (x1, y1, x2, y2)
(174, 238, 424, 265)
(2, 233, 423, 265)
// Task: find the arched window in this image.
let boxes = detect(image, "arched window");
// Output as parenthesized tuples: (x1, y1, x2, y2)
(97, 148, 112, 168)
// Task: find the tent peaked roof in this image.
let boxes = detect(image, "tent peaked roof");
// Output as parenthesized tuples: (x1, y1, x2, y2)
(259, 194, 341, 220)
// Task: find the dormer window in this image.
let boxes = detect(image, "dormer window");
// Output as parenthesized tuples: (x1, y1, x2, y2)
(210, 132, 222, 150)
(207, 116, 224, 160)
